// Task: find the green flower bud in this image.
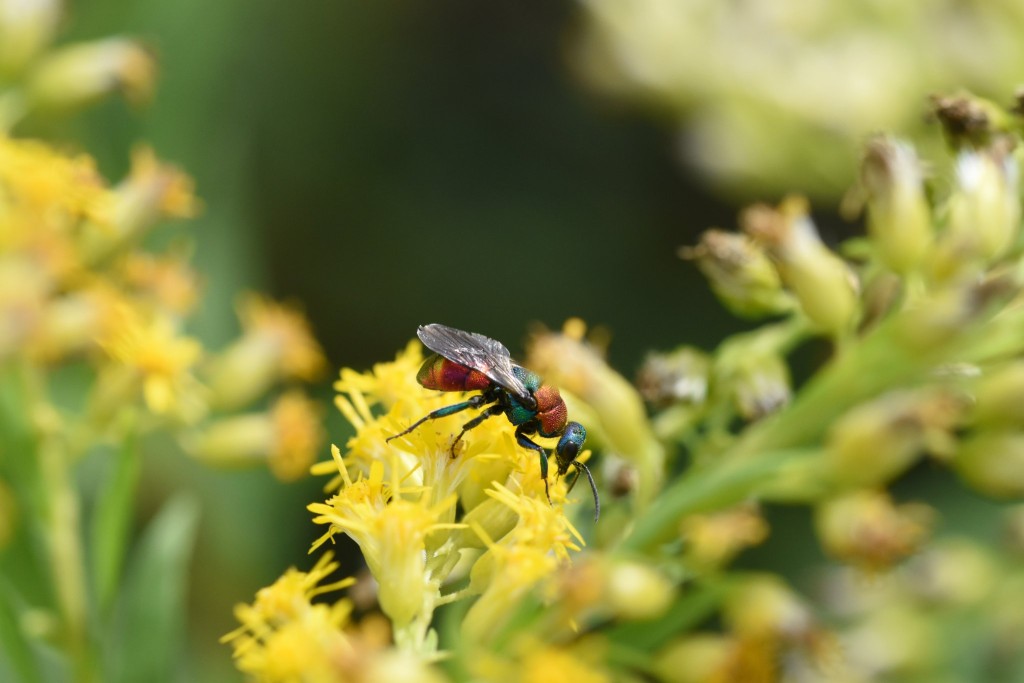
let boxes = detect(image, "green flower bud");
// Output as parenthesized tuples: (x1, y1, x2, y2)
(814, 490, 933, 571)
(860, 136, 932, 274)
(971, 361, 1024, 428)
(743, 197, 859, 336)
(0, 0, 60, 77)
(682, 229, 793, 318)
(904, 538, 996, 607)
(25, 38, 155, 114)
(953, 431, 1024, 497)
(932, 142, 1020, 279)
(605, 560, 675, 621)
(723, 575, 814, 640)
(824, 389, 964, 488)
(714, 325, 797, 422)
(654, 635, 732, 683)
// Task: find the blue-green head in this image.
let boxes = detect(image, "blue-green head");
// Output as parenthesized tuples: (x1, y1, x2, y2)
(556, 421, 598, 521)
(555, 421, 586, 474)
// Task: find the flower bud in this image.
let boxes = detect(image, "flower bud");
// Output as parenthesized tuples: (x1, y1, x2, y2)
(605, 560, 674, 620)
(723, 576, 814, 641)
(187, 391, 323, 481)
(25, 38, 156, 113)
(904, 538, 996, 607)
(824, 389, 964, 488)
(729, 352, 790, 421)
(79, 147, 198, 264)
(935, 143, 1021, 275)
(526, 319, 664, 506)
(654, 635, 732, 683)
(743, 197, 859, 336)
(0, 0, 60, 77)
(635, 346, 710, 408)
(860, 136, 932, 273)
(971, 361, 1024, 428)
(844, 603, 935, 675)
(207, 295, 326, 410)
(682, 229, 792, 318)
(681, 504, 768, 570)
(713, 325, 794, 422)
(931, 93, 1015, 149)
(30, 286, 121, 362)
(953, 431, 1024, 497)
(814, 490, 933, 571)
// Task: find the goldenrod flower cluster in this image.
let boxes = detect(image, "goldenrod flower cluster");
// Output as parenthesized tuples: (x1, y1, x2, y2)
(0, 14, 328, 676)
(230, 91, 1024, 682)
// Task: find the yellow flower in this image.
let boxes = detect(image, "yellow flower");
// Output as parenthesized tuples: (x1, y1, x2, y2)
(309, 447, 462, 629)
(463, 485, 583, 643)
(78, 146, 198, 264)
(223, 552, 376, 683)
(98, 305, 205, 421)
(316, 338, 588, 650)
(207, 294, 326, 410)
(28, 281, 123, 362)
(120, 249, 201, 317)
(334, 339, 425, 410)
(187, 390, 324, 481)
(0, 134, 112, 225)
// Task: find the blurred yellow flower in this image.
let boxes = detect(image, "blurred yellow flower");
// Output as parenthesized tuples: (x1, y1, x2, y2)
(187, 390, 324, 481)
(0, 134, 112, 225)
(207, 294, 327, 410)
(99, 306, 205, 420)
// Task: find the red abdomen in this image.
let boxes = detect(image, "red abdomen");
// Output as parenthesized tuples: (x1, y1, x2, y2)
(417, 354, 492, 393)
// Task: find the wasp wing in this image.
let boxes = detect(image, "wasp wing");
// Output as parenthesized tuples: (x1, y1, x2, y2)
(417, 323, 531, 400)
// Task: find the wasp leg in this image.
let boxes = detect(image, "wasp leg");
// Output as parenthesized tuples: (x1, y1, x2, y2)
(515, 426, 551, 504)
(386, 394, 489, 443)
(450, 404, 505, 458)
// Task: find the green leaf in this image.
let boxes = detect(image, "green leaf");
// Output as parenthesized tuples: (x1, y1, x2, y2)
(103, 494, 199, 683)
(89, 433, 141, 614)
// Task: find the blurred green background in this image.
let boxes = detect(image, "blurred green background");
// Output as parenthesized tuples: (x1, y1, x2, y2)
(38, 1, 735, 679)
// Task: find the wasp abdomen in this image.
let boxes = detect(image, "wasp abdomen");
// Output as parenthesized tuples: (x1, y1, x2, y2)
(417, 354, 492, 393)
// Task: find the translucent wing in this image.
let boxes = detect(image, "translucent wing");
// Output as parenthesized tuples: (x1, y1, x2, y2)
(417, 323, 531, 400)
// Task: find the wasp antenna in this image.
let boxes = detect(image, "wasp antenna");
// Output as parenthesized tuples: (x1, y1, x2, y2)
(574, 461, 600, 522)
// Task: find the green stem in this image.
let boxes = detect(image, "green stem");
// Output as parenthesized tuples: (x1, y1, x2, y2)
(620, 449, 814, 552)
(623, 301, 990, 552)
(22, 364, 97, 683)
(38, 437, 96, 683)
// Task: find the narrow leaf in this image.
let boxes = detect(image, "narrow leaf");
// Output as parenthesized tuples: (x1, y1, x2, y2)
(104, 494, 199, 683)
